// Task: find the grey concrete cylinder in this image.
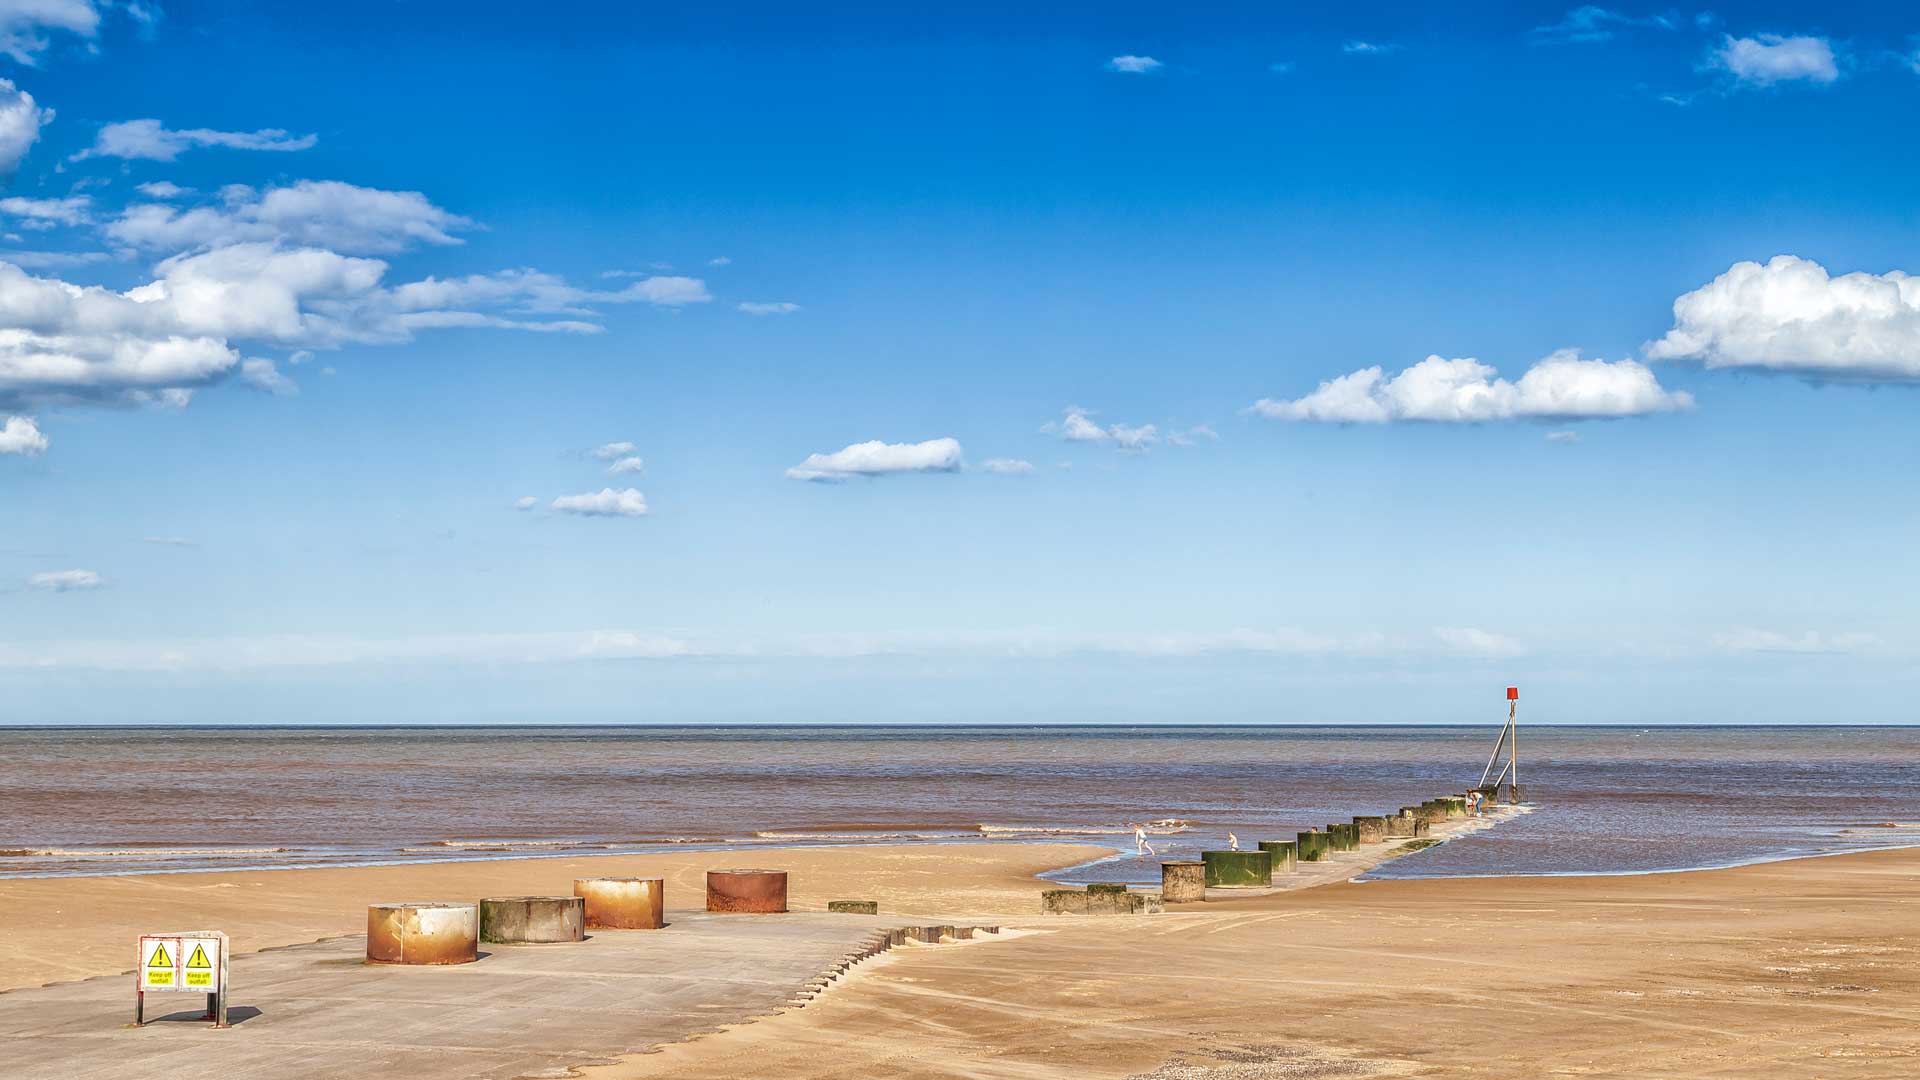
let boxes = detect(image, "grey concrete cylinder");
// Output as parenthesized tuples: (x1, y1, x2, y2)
(1326, 823, 1357, 852)
(1161, 860, 1208, 902)
(1384, 812, 1417, 838)
(479, 895, 585, 944)
(1202, 849, 1271, 887)
(828, 900, 879, 915)
(1352, 816, 1387, 845)
(1257, 840, 1297, 875)
(1042, 888, 1090, 915)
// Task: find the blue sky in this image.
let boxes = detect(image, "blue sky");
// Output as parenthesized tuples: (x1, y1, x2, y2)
(2, 1, 1918, 724)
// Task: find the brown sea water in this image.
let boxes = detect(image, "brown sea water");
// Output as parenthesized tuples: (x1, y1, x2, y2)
(3, 725, 1917, 883)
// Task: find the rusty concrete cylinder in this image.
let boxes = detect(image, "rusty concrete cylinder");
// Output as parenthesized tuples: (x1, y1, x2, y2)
(1161, 860, 1208, 903)
(573, 877, 666, 929)
(479, 895, 585, 944)
(706, 868, 788, 913)
(366, 902, 479, 965)
(1352, 816, 1388, 844)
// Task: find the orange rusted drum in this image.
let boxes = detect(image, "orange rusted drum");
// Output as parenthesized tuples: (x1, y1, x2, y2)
(705, 868, 788, 913)
(572, 877, 665, 929)
(366, 902, 479, 965)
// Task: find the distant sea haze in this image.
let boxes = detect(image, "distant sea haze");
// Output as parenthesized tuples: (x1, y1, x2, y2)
(3, 725, 1917, 881)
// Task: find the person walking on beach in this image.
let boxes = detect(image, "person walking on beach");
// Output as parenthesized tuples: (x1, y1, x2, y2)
(1228, 832, 1240, 851)
(1134, 825, 1155, 857)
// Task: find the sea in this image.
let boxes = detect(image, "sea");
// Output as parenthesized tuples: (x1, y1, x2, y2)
(4, 725, 1918, 884)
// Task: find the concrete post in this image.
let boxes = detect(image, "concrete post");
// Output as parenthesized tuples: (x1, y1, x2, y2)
(1296, 830, 1330, 862)
(366, 902, 479, 965)
(1202, 849, 1271, 887)
(573, 877, 666, 929)
(706, 869, 789, 913)
(1352, 816, 1387, 844)
(827, 900, 879, 914)
(1161, 861, 1208, 902)
(1042, 888, 1091, 914)
(1257, 840, 1298, 875)
(479, 896, 585, 944)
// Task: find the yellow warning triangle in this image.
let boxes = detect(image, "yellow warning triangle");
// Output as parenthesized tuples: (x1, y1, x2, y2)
(148, 943, 171, 968)
(186, 943, 211, 970)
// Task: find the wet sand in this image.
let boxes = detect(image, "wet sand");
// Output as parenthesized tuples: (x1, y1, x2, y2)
(591, 847, 1920, 1080)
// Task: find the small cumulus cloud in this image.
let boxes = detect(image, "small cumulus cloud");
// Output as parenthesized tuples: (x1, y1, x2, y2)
(1711, 34, 1839, 88)
(0, 79, 52, 173)
(1645, 255, 1920, 381)
(1106, 55, 1162, 74)
(707, 256, 732, 267)
(513, 496, 538, 511)
(135, 180, 191, 199)
(589, 441, 637, 461)
(737, 301, 800, 315)
(1545, 430, 1581, 444)
(1249, 350, 1692, 423)
(1, 414, 46, 454)
(239, 358, 298, 396)
(981, 458, 1035, 475)
(28, 569, 103, 592)
(786, 437, 963, 482)
(0, 195, 91, 228)
(605, 456, 645, 476)
(1042, 406, 1160, 451)
(1342, 41, 1401, 56)
(551, 488, 649, 517)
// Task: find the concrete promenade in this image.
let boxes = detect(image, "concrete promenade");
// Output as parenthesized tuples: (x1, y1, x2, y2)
(0, 910, 912, 1080)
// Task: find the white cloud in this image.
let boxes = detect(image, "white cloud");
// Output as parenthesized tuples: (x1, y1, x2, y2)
(0, 194, 90, 228)
(107, 180, 472, 255)
(786, 437, 964, 482)
(1531, 7, 1675, 44)
(390, 269, 709, 315)
(135, 181, 190, 199)
(1043, 406, 1160, 450)
(1343, 41, 1401, 55)
(1645, 255, 1920, 381)
(1712, 628, 1882, 655)
(981, 458, 1034, 475)
(707, 256, 732, 267)
(737, 301, 800, 315)
(1106, 55, 1162, 73)
(1250, 350, 1692, 423)
(551, 488, 648, 517)
(27, 568, 101, 591)
(1545, 429, 1580, 444)
(512, 496, 538, 510)
(605, 455, 645, 476)
(1433, 627, 1527, 658)
(0, 242, 658, 413)
(589, 441, 636, 460)
(238, 357, 297, 396)
(0, 79, 51, 172)
(0, 411, 43, 453)
(0, 0, 100, 65)
(0, 248, 109, 268)
(1712, 34, 1839, 87)
(72, 118, 317, 163)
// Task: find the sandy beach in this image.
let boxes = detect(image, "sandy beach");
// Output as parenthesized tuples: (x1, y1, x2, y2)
(4, 836, 1918, 1078)
(593, 846, 1920, 1079)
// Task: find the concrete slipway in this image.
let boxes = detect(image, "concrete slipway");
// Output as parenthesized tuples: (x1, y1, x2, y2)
(0, 910, 923, 1080)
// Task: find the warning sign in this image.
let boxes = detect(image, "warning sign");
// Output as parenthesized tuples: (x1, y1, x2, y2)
(140, 937, 179, 990)
(184, 942, 214, 989)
